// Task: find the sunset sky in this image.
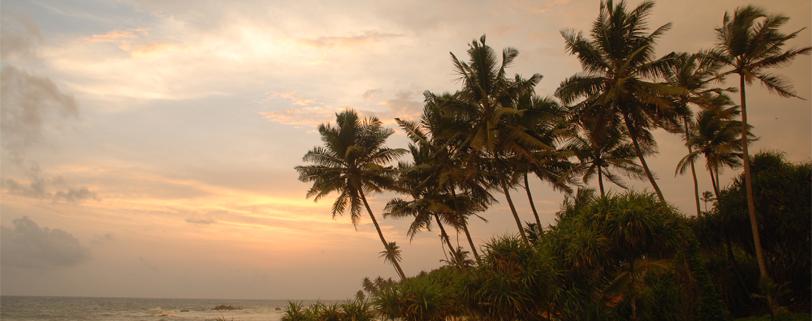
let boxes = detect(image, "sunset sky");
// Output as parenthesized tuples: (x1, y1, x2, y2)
(1, 0, 809, 300)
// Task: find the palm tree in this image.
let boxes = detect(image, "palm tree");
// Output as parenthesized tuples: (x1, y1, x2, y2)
(664, 52, 735, 216)
(295, 110, 407, 280)
(515, 93, 575, 233)
(442, 35, 548, 244)
(676, 97, 749, 200)
(567, 117, 645, 198)
(677, 97, 754, 300)
(395, 113, 488, 263)
(385, 142, 459, 259)
(712, 6, 811, 309)
(556, 0, 682, 203)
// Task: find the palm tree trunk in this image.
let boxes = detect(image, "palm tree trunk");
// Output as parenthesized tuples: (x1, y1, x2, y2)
(523, 172, 543, 231)
(630, 260, 638, 321)
(450, 189, 481, 263)
(501, 179, 530, 245)
(684, 117, 702, 217)
(710, 164, 750, 298)
(597, 167, 606, 198)
(359, 190, 406, 280)
(708, 165, 721, 200)
(461, 222, 481, 264)
(622, 114, 665, 203)
(434, 214, 457, 257)
(738, 75, 774, 312)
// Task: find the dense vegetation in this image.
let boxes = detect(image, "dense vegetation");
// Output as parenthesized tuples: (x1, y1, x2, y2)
(293, 0, 810, 320)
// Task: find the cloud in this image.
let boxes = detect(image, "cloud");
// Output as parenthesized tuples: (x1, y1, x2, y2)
(260, 106, 345, 128)
(90, 233, 115, 245)
(0, 66, 78, 160)
(2, 163, 99, 203)
(300, 31, 402, 48)
(1, 217, 90, 269)
(382, 91, 422, 120)
(0, 15, 42, 60)
(185, 217, 216, 225)
(260, 89, 423, 127)
(84, 28, 148, 44)
(362, 88, 383, 100)
(265, 91, 318, 107)
(1, 16, 77, 160)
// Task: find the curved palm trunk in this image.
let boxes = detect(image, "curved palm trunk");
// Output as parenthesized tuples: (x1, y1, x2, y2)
(597, 167, 606, 198)
(708, 165, 721, 199)
(359, 190, 406, 280)
(461, 223, 481, 264)
(738, 76, 774, 312)
(709, 164, 750, 297)
(684, 118, 702, 217)
(622, 114, 665, 202)
(500, 179, 530, 245)
(449, 189, 481, 264)
(523, 172, 543, 232)
(434, 214, 457, 257)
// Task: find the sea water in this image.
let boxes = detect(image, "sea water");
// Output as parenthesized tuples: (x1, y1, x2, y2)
(0, 296, 329, 321)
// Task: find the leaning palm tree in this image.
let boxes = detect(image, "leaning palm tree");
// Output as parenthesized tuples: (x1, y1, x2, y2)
(443, 35, 548, 244)
(295, 110, 407, 280)
(711, 5, 811, 307)
(664, 52, 735, 216)
(379, 242, 404, 276)
(395, 113, 488, 263)
(556, 0, 683, 203)
(567, 117, 645, 198)
(385, 142, 459, 259)
(515, 93, 576, 232)
(677, 97, 749, 200)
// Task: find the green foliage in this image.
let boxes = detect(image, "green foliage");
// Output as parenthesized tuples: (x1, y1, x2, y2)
(464, 235, 557, 320)
(715, 152, 811, 310)
(361, 192, 732, 321)
(281, 300, 374, 321)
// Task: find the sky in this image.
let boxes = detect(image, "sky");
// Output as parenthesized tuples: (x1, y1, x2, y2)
(0, 0, 809, 300)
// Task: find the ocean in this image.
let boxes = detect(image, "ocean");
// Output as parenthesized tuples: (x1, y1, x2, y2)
(0, 296, 327, 321)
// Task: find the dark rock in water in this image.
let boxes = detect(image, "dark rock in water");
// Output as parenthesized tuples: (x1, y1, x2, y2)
(180, 309, 189, 312)
(275, 307, 281, 311)
(212, 304, 240, 311)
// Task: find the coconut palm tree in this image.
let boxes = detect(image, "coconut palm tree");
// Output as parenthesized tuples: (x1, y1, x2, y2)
(677, 97, 754, 300)
(676, 97, 749, 200)
(295, 110, 407, 280)
(385, 142, 460, 259)
(664, 52, 735, 216)
(442, 35, 548, 244)
(712, 5, 811, 307)
(514, 93, 575, 233)
(566, 118, 645, 198)
(556, 0, 683, 203)
(395, 113, 488, 263)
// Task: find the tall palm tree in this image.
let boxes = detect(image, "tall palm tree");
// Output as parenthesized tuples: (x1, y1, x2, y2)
(395, 113, 488, 263)
(515, 93, 575, 232)
(442, 35, 548, 244)
(677, 97, 753, 298)
(664, 52, 735, 216)
(385, 142, 459, 259)
(676, 97, 749, 200)
(295, 110, 407, 280)
(556, 0, 683, 203)
(712, 6, 811, 308)
(567, 117, 645, 198)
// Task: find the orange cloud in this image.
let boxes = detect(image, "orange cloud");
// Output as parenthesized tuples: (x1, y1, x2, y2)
(84, 28, 147, 43)
(300, 31, 402, 48)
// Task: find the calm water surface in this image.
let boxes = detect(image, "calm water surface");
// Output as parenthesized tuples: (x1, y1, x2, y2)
(1, 296, 329, 321)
